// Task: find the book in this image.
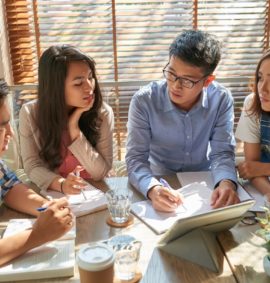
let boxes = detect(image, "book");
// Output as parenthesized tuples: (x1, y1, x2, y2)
(40, 183, 107, 217)
(131, 172, 254, 234)
(0, 219, 75, 282)
(3, 218, 76, 240)
(176, 171, 259, 211)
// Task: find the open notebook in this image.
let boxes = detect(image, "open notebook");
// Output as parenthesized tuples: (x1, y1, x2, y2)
(40, 183, 107, 217)
(176, 171, 261, 211)
(131, 172, 254, 234)
(0, 219, 75, 282)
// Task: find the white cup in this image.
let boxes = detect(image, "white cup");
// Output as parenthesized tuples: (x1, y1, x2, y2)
(106, 189, 133, 224)
(76, 243, 115, 283)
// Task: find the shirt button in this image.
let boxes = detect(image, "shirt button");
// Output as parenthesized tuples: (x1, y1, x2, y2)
(186, 152, 189, 156)
(187, 136, 190, 139)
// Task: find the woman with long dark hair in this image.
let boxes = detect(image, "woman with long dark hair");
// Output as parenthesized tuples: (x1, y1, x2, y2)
(236, 49, 270, 194)
(19, 45, 114, 194)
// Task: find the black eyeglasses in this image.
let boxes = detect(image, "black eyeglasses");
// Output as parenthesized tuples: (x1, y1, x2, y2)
(162, 64, 208, 89)
(241, 211, 258, 225)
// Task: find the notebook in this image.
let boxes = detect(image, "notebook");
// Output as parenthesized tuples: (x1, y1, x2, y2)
(176, 171, 260, 211)
(131, 173, 254, 234)
(40, 183, 107, 217)
(0, 219, 75, 282)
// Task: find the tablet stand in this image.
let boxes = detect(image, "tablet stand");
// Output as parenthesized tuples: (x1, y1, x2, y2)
(158, 216, 245, 272)
(159, 228, 220, 272)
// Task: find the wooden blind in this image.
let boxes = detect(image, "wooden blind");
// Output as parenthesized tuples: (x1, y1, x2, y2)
(3, 0, 270, 159)
(4, 0, 38, 84)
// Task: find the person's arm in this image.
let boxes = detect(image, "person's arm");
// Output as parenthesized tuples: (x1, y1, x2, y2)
(19, 103, 60, 191)
(209, 91, 239, 207)
(3, 183, 47, 216)
(126, 94, 161, 197)
(238, 142, 270, 195)
(68, 103, 114, 180)
(235, 94, 270, 194)
(0, 198, 73, 266)
(125, 93, 181, 212)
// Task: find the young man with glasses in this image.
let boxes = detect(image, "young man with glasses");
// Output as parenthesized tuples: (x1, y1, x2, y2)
(126, 30, 239, 212)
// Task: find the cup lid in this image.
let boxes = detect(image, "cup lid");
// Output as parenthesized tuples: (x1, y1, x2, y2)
(76, 243, 115, 271)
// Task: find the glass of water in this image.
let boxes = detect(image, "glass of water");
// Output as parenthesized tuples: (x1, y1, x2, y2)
(105, 189, 133, 224)
(108, 235, 141, 281)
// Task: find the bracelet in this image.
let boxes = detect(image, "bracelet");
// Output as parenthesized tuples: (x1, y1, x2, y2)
(60, 179, 66, 194)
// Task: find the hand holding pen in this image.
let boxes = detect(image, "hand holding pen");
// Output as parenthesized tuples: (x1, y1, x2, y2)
(74, 169, 87, 200)
(34, 198, 73, 243)
(59, 166, 88, 195)
(148, 178, 183, 212)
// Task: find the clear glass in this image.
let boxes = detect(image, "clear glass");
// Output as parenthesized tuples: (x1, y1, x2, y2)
(105, 189, 132, 224)
(114, 241, 141, 281)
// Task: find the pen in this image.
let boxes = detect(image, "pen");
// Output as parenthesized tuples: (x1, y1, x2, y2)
(36, 207, 47, 212)
(36, 196, 53, 211)
(159, 178, 186, 209)
(159, 178, 173, 189)
(76, 171, 87, 200)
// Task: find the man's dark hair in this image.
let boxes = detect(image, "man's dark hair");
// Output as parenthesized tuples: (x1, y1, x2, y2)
(169, 30, 221, 75)
(0, 79, 9, 108)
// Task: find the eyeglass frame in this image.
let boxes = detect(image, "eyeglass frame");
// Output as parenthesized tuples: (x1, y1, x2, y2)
(240, 211, 258, 225)
(162, 63, 210, 89)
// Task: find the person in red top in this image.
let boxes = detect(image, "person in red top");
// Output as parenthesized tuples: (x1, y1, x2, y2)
(19, 45, 114, 194)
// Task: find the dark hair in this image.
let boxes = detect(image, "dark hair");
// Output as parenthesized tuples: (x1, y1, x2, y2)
(169, 30, 221, 75)
(248, 49, 270, 117)
(0, 79, 9, 108)
(36, 45, 103, 170)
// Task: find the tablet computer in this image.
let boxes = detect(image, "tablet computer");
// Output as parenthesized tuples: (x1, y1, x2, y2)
(158, 199, 255, 247)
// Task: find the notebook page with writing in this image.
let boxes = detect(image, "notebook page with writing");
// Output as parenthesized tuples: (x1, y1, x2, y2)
(131, 182, 213, 234)
(177, 171, 253, 206)
(0, 219, 75, 281)
(41, 183, 107, 217)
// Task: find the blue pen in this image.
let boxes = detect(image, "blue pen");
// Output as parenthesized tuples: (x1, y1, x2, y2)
(36, 196, 52, 212)
(159, 178, 173, 189)
(36, 206, 47, 212)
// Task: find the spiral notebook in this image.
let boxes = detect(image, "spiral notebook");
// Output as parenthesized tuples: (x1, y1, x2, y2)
(40, 183, 107, 217)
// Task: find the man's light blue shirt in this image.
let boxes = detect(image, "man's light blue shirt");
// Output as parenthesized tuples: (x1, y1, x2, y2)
(126, 80, 237, 198)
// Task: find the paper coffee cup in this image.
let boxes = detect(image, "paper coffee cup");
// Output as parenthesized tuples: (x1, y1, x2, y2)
(77, 243, 115, 283)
